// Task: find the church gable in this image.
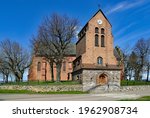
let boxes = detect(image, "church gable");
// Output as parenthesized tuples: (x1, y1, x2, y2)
(78, 9, 111, 38)
(88, 9, 112, 28)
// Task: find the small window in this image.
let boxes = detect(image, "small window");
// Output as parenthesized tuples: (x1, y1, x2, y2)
(95, 27, 99, 33)
(101, 28, 105, 34)
(37, 62, 41, 71)
(97, 57, 103, 65)
(101, 35, 105, 47)
(95, 34, 99, 46)
(63, 62, 66, 71)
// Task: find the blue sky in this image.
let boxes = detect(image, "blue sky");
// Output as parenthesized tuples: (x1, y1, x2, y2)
(0, 0, 150, 49)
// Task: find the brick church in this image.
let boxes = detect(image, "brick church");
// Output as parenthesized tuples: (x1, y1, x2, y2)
(28, 9, 122, 91)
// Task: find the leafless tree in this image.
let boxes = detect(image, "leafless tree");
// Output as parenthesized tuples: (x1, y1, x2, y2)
(145, 39, 150, 81)
(145, 60, 150, 82)
(0, 58, 10, 83)
(32, 13, 78, 82)
(32, 26, 55, 82)
(114, 46, 125, 80)
(0, 39, 31, 82)
(134, 39, 150, 80)
(128, 51, 139, 80)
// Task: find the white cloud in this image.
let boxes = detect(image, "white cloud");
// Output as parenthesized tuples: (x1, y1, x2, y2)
(115, 29, 150, 47)
(115, 23, 136, 38)
(107, 1, 127, 14)
(107, 0, 146, 15)
(75, 26, 82, 39)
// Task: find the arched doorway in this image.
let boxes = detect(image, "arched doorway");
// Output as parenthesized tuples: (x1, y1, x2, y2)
(97, 74, 108, 85)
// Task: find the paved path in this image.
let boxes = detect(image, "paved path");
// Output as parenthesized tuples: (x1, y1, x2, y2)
(0, 89, 150, 101)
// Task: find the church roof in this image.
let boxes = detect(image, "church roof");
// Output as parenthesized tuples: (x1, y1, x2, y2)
(78, 9, 112, 36)
(35, 43, 76, 57)
(72, 63, 121, 73)
(81, 64, 121, 70)
(66, 43, 76, 56)
(89, 9, 112, 27)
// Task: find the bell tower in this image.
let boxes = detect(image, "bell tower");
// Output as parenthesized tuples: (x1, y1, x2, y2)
(73, 9, 121, 92)
(76, 9, 117, 66)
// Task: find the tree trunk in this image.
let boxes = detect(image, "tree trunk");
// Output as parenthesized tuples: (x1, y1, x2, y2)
(2, 74, 5, 83)
(5, 74, 9, 83)
(14, 72, 21, 82)
(56, 62, 62, 82)
(146, 64, 150, 82)
(15, 76, 19, 82)
(129, 69, 133, 81)
(49, 60, 54, 82)
(139, 66, 143, 81)
(139, 57, 144, 81)
(134, 69, 139, 81)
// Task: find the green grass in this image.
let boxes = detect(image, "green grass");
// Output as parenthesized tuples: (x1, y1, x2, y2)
(0, 89, 35, 94)
(121, 80, 150, 86)
(0, 89, 88, 94)
(121, 96, 150, 101)
(1, 81, 81, 86)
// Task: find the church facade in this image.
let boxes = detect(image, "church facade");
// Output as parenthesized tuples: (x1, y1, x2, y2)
(72, 10, 121, 91)
(28, 9, 121, 91)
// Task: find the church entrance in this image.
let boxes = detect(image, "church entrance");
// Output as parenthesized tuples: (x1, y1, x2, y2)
(97, 74, 108, 85)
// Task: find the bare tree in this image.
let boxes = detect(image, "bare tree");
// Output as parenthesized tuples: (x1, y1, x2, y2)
(32, 26, 55, 82)
(145, 39, 150, 81)
(32, 13, 78, 82)
(114, 46, 125, 80)
(146, 61, 150, 82)
(128, 51, 139, 80)
(0, 59, 10, 83)
(134, 39, 150, 80)
(0, 39, 31, 82)
(46, 14, 78, 82)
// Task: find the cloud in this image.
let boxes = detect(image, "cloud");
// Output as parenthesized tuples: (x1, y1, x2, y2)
(107, 0, 146, 15)
(75, 26, 82, 39)
(128, 4, 150, 16)
(115, 23, 136, 38)
(107, 1, 127, 14)
(115, 29, 150, 47)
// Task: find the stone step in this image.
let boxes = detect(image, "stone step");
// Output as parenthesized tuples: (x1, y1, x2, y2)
(90, 85, 121, 94)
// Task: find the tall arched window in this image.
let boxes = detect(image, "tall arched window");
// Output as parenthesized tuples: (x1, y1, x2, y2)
(97, 57, 103, 65)
(95, 34, 99, 46)
(101, 35, 105, 47)
(95, 27, 99, 33)
(101, 28, 105, 34)
(37, 62, 41, 71)
(63, 61, 66, 71)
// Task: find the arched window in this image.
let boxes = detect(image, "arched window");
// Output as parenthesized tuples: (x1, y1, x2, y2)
(95, 34, 99, 46)
(101, 28, 105, 34)
(101, 35, 105, 47)
(63, 61, 66, 71)
(97, 57, 103, 65)
(95, 27, 99, 33)
(37, 62, 41, 71)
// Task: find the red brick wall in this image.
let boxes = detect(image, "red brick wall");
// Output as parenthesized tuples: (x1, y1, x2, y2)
(76, 11, 118, 66)
(28, 56, 76, 81)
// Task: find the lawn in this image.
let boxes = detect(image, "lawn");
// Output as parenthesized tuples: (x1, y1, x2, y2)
(0, 89, 88, 94)
(121, 96, 150, 101)
(0, 80, 81, 86)
(121, 80, 150, 86)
